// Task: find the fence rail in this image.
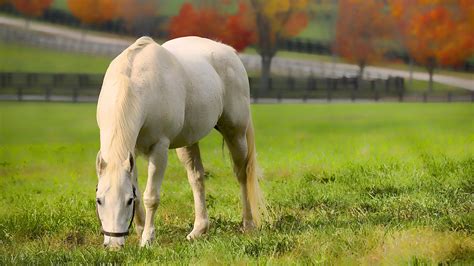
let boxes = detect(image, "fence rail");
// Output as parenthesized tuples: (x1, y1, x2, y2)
(1, 72, 472, 103)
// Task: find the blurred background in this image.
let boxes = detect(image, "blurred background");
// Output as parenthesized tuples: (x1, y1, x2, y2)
(0, 0, 473, 102)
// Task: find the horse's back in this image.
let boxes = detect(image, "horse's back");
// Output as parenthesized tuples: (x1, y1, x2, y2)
(163, 37, 251, 131)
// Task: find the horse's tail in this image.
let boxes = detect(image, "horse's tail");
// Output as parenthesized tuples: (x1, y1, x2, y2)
(245, 117, 267, 227)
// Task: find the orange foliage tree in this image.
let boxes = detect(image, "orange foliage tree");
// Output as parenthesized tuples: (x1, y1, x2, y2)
(116, 0, 158, 34)
(11, 0, 53, 28)
(249, 0, 309, 91)
(168, 2, 255, 51)
(334, 0, 393, 78)
(390, 0, 474, 90)
(68, 0, 118, 25)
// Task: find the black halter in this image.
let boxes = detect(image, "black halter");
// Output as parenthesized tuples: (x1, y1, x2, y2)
(96, 185, 137, 237)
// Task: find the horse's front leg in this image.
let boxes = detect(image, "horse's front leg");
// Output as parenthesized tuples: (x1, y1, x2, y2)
(132, 165, 145, 237)
(141, 141, 168, 247)
(176, 144, 209, 240)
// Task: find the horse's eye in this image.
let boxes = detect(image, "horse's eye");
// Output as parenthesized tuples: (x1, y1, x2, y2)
(127, 198, 134, 206)
(96, 198, 102, 205)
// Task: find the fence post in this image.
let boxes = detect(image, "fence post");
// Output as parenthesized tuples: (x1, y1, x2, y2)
(249, 77, 258, 103)
(17, 87, 23, 101)
(45, 86, 51, 101)
(447, 92, 452, 102)
(326, 78, 332, 102)
(397, 78, 404, 102)
(72, 87, 78, 102)
(423, 92, 427, 103)
(288, 76, 294, 91)
(401, 77, 405, 102)
(351, 77, 357, 102)
(371, 80, 379, 101)
(385, 76, 391, 93)
(471, 91, 474, 102)
(304, 76, 314, 102)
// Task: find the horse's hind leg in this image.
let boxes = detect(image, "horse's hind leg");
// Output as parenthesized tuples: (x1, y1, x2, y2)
(218, 125, 255, 231)
(176, 143, 209, 240)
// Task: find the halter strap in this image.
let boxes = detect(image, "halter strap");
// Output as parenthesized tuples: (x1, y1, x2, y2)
(96, 185, 136, 237)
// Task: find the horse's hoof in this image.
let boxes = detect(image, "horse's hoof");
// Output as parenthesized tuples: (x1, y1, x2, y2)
(140, 238, 154, 247)
(186, 221, 209, 240)
(186, 230, 205, 240)
(242, 220, 256, 233)
(140, 228, 155, 247)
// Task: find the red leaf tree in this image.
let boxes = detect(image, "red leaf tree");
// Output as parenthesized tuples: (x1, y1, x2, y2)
(334, 0, 393, 78)
(169, 2, 255, 52)
(11, 0, 52, 17)
(116, 0, 158, 35)
(11, 0, 53, 28)
(390, 0, 474, 90)
(68, 0, 118, 25)
(169, 1, 309, 92)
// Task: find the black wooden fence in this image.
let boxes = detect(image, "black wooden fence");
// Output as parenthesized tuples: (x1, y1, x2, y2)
(0, 72, 472, 103)
(250, 76, 407, 102)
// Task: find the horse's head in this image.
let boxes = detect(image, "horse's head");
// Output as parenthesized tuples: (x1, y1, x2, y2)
(95, 151, 136, 249)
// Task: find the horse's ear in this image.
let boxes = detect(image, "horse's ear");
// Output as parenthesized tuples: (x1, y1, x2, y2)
(123, 152, 134, 174)
(96, 150, 107, 177)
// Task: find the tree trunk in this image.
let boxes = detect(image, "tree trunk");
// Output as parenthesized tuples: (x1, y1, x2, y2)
(80, 23, 88, 43)
(408, 58, 414, 90)
(427, 57, 436, 92)
(260, 55, 273, 94)
(428, 66, 434, 92)
(25, 18, 31, 30)
(358, 62, 366, 79)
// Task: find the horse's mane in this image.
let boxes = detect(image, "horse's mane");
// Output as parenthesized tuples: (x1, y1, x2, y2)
(99, 37, 154, 167)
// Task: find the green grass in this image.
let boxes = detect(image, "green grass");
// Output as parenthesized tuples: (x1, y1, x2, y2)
(298, 19, 334, 41)
(0, 42, 111, 74)
(0, 102, 473, 264)
(51, 0, 68, 10)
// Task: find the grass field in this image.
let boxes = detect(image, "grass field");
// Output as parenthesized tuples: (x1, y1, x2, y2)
(0, 42, 111, 74)
(0, 102, 473, 264)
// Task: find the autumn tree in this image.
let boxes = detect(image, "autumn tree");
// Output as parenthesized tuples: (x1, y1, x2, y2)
(116, 0, 158, 36)
(168, 2, 255, 52)
(223, 2, 256, 51)
(169, 3, 227, 41)
(391, 0, 474, 91)
(68, 0, 118, 26)
(249, 0, 308, 92)
(11, 0, 53, 28)
(169, 1, 308, 92)
(334, 0, 393, 78)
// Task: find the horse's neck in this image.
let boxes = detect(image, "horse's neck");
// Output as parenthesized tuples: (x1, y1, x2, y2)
(100, 130, 133, 164)
(98, 83, 141, 164)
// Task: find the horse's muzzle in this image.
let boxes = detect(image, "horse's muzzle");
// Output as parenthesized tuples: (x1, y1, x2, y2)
(104, 235, 125, 250)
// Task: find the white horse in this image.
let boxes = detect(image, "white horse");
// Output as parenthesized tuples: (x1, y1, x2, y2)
(95, 36, 265, 248)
